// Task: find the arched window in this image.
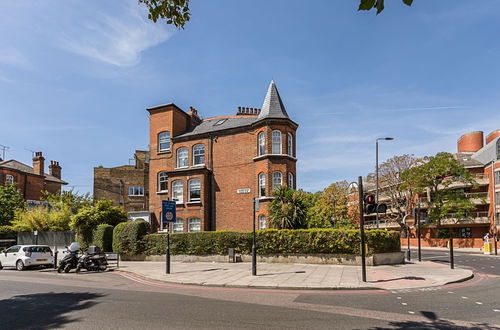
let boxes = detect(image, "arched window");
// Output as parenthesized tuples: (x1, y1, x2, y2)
(5, 174, 14, 185)
(173, 217, 184, 233)
(258, 214, 266, 230)
(497, 139, 500, 160)
(288, 172, 294, 189)
(188, 178, 201, 202)
(158, 172, 168, 192)
(193, 144, 205, 165)
(188, 217, 201, 232)
(258, 132, 266, 156)
(172, 180, 183, 203)
(158, 131, 170, 152)
(272, 172, 282, 190)
(258, 173, 266, 197)
(177, 147, 188, 168)
(287, 133, 293, 156)
(272, 131, 282, 154)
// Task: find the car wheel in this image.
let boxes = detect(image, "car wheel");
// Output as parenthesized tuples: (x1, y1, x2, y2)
(16, 260, 25, 271)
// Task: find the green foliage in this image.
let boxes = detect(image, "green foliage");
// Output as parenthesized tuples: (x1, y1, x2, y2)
(269, 186, 308, 229)
(139, 0, 190, 28)
(358, 0, 413, 14)
(112, 220, 150, 255)
(400, 152, 476, 225)
(308, 181, 350, 228)
(0, 184, 25, 226)
(72, 200, 128, 248)
(92, 224, 114, 252)
(143, 229, 400, 256)
(0, 225, 16, 239)
(42, 190, 92, 214)
(10, 205, 72, 232)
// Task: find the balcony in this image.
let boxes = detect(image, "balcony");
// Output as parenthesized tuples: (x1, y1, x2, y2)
(364, 219, 401, 230)
(440, 211, 490, 226)
(464, 192, 489, 204)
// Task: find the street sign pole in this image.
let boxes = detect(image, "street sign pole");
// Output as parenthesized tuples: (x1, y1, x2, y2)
(166, 228, 171, 274)
(358, 176, 367, 282)
(162, 199, 176, 275)
(252, 197, 257, 276)
(417, 204, 421, 262)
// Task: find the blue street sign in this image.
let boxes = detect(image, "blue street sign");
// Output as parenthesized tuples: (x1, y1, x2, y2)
(162, 200, 176, 225)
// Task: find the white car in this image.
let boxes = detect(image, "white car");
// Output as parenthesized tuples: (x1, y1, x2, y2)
(0, 245, 54, 271)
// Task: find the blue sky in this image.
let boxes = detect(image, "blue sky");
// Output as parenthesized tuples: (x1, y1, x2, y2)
(1, 1, 500, 194)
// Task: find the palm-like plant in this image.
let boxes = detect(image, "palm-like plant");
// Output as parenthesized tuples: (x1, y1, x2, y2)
(269, 186, 308, 229)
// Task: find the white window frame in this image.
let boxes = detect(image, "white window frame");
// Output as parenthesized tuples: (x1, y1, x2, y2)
(287, 133, 293, 156)
(258, 173, 266, 197)
(128, 186, 144, 196)
(272, 172, 282, 191)
(158, 131, 170, 152)
(258, 214, 266, 230)
(258, 132, 266, 156)
(177, 147, 188, 168)
(158, 172, 168, 192)
(5, 174, 14, 185)
(288, 172, 294, 189)
(173, 217, 184, 233)
(193, 144, 205, 166)
(188, 178, 201, 202)
(495, 170, 500, 185)
(172, 180, 184, 203)
(188, 217, 201, 232)
(272, 130, 282, 154)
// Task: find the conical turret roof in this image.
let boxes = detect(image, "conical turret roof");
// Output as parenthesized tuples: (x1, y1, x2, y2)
(257, 80, 290, 120)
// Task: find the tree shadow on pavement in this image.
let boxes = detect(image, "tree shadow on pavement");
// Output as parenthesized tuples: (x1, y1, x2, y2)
(368, 311, 500, 330)
(0, 292, 105, 330)
(371, 276, 425, 283)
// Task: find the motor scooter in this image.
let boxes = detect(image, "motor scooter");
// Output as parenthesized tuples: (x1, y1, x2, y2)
(76, 246, 108, 273)
(57, 242, 80, 273)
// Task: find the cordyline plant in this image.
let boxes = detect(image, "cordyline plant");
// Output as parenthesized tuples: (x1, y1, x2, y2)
(268, 186, 308, 230)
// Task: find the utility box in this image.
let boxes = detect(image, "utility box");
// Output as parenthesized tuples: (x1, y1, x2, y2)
(483, 243, 492, 255)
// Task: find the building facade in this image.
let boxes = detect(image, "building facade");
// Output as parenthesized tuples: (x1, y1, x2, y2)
(148, 81, 298, 232)
(0, 152, 67, 201)
(93, 150, 150, 222)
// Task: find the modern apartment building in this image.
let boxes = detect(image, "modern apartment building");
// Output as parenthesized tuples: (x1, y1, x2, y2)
(147, 81, 298, 232)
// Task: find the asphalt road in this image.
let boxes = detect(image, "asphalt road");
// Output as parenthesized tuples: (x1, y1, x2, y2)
(1, 264, 500, 330)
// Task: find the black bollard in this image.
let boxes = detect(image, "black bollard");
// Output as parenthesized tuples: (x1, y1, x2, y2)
(449, 238, 454, 269)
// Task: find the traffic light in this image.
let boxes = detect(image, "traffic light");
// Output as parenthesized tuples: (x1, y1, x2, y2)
(363, 194, 387, 214)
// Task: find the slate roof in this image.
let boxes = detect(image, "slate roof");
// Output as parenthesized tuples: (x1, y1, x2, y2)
(455, 152, 484, 168)
(472, 136, 500, 165)
(0, 159, 68, 184)
(257, 80, 290, 120)
(175, 116, 258, 139)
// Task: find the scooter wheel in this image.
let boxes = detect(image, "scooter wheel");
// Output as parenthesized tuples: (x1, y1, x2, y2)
(64, 264, 72, 273)
(76, 266, 81, 274)
(57, 266, 63, 273)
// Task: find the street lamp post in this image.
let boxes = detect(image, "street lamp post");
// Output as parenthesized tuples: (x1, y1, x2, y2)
(376, 137, 394, 228)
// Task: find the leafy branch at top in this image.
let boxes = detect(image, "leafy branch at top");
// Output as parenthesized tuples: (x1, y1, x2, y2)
(358, 0, 413, 15)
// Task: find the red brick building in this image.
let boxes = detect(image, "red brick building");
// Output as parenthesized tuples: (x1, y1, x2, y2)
(0, 152, 67, 201)
(147, 81, 298, 232)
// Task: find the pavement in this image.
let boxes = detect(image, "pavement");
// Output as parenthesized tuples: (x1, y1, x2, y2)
(401, 245, 484, 254)
(118, 260, 473, 290)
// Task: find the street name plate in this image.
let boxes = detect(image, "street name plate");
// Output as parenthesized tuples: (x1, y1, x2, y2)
(236, 188, 251, 194)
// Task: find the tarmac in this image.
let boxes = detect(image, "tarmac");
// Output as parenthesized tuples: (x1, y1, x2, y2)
(118, 260, 474, 290)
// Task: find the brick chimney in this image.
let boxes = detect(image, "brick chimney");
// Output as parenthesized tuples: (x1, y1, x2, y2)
(188, 106, 202, 126)
(32, 152, 45, 176)
(49, 160, 61, 179)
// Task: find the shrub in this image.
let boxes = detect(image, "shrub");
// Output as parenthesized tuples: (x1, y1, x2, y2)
(0, 226, 16, 239)
(92, 224, 114, 251)
(142, 229, 400, 256)
(112, 220, 150, 255)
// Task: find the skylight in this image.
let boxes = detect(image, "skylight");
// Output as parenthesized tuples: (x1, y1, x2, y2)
(213, 119, 228, 126)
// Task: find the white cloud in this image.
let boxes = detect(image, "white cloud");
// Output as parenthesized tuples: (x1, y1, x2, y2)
(59, 3, 173, 66)
(0, 47, 31, 68)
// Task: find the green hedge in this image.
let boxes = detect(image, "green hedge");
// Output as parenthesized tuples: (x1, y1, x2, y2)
(112, 220, 150, 255)
(92, 224, 114, 251)
(143, 229, 400, 256)
(0, 226, 16, 239)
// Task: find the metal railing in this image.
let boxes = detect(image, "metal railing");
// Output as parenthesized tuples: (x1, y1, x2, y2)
(443, 211, 489, 219)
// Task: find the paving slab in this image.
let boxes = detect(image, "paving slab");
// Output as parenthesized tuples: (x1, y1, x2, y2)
(118, 260, 473, 290)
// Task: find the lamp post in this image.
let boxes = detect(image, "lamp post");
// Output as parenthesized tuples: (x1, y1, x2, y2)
(376, 137, 394, 228)
(402, 214, 411, 261)
(348, 179, 366, 282)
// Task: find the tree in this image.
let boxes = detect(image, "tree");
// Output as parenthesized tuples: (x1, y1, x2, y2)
(10, 205, 72, 232)
(0, 184, 25, 226)
(400, 152, 476, 226)
(268, 186, 308, 229)
(308, 181, 351, 228)
(139, 0, 190, 28)
(71, 200, 128, 247)
(358, 0, 413, 14)
(377, 154, 421, 227)
(42, 190, 92, 214)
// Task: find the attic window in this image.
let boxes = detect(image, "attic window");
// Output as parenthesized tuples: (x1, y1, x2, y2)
(213, 119, 227, 126)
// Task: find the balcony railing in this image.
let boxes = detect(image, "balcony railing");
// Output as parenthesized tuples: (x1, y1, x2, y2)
(441, 211, 490, 225)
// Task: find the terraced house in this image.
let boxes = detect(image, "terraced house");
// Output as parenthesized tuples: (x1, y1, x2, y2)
(147, 81, 298, 232)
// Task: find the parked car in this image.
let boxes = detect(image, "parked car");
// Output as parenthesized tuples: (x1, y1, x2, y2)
(0, 245, 54, 271)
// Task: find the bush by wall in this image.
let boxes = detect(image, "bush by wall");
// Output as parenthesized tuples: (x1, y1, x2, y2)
(0, 226, 16, 239)
(92, 224, 114, 251)
(112, 220, 150, 255)
(142, 229, 400, 256)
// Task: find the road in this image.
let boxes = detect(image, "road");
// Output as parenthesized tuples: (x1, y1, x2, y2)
(0, 254, 499, 329)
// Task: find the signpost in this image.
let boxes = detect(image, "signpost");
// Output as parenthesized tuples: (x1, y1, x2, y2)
(252, 198, 259, 276)
(162, 200, 176, 274)
(358, 176, 367, 282)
